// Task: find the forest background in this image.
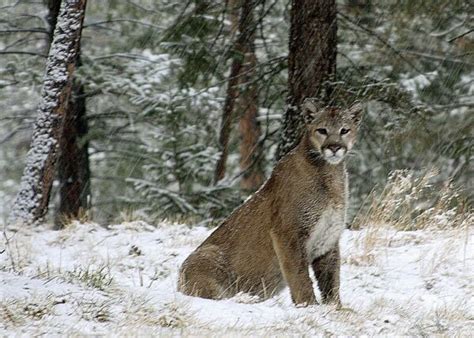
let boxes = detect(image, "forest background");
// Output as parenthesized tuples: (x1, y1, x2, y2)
(0, 0, 472, 228)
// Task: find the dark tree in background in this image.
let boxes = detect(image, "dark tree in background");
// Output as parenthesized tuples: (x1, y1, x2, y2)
(276, 0, 337, 159)
(237, 0, 264, 192)
(10, 0, 88, 225)
(55, 70, 90, 228)
(45, 0, 61, 46)
(214, 0, 264, 188)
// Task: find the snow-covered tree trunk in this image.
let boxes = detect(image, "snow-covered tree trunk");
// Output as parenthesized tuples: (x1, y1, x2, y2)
(10, 0, 88, 225)
(276, 0, 337, 159)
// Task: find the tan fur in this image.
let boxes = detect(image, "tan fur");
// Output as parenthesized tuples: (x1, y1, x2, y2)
(178, 100, 363, 306)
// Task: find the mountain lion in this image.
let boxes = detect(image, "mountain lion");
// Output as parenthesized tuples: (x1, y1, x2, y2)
(178, 99, 363, 306)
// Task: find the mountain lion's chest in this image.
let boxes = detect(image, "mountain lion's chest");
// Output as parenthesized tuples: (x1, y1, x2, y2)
(304, 207, 345, 261)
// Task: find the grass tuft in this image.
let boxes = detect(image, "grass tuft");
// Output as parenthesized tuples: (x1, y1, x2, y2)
(66, 265, 113, 291)
(1, 295, 63, 325)
(35, 263, 113, 291)
(352, 169, 472, 230)
(156, 301, 194, 328)
(79, 299, 112, 322)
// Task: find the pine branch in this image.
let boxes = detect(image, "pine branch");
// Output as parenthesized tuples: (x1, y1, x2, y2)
(338, 11, 424, 74)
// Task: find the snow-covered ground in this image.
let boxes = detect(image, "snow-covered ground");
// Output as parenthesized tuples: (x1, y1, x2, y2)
(1, 221, 472, 336)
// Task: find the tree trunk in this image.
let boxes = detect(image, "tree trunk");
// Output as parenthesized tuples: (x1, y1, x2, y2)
(10, 0, 88, 225)
(276, 0, 337, 159)
(45, 0, 62, 45)
(55, 73, 91, 228)
(237, 2, 264, 192)
(213, 52, 242, 184)
(214, 0, 263, 185)
(45, 1, 91, 228)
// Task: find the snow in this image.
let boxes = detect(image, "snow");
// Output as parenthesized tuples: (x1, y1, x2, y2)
(1, 221, 472, 335)
(400, 71, 438, 100)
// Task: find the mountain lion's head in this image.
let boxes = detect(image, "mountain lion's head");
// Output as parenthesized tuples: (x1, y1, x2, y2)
(302, 99, 363, 165)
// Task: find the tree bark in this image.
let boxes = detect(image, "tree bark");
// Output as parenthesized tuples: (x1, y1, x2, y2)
(10, 0, 88, 225)
(55, 72, 91, 228)
(214, 0, 263, 186)
(276, 0, 337, 160)
(45, 1, 91, 228)
(214, 52, 241, 184)
(237, 1, 264, 192)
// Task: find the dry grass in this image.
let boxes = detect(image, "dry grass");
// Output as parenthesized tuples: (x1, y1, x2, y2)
(35, 263, 114, 291)
(120, 295, 163, 327)
(352, 169, 472, 231)
(347, 169, 472, 268)
(1, 227, 32, 272)
(1, 294, 64, 326)
(78, 298, 112, 323)
(156, 300, 195, 328)
(419, 237, 457, 277)
(117, 208, 151, 224)
(56, 208, 92, 229)
(406, 300, 474, 336)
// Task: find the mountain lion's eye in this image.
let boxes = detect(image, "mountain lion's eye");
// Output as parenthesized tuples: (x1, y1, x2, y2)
(316, 128, 327, 135)
(340, 128, 350, 135)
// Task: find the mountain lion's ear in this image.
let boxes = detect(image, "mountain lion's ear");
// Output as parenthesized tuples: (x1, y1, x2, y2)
(348, 101, 364, 126)
(302, 98, 323, 123)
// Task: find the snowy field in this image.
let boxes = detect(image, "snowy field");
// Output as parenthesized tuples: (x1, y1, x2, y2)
(1, 221, 473, 336)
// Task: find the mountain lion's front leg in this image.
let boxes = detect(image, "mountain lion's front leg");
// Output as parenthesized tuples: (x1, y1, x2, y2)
(311, 244, 341, 307)
(270, 229, 317, 306)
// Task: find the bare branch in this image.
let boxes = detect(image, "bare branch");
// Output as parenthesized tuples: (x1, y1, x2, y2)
(430, 19, 467, 38)
(0, 50, 47, 57)
(399, 49, 474, 67)
(84, 19, 164, 30)
(448, 28, 474, 43)
(0, 28, 48, 34)
(92, 53, 158, 62)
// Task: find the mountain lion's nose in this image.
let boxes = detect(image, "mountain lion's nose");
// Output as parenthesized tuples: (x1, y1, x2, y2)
(328, 144, 341, 153)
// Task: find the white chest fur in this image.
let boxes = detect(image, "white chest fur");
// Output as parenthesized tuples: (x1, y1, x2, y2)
(305, 207, 345, 261)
